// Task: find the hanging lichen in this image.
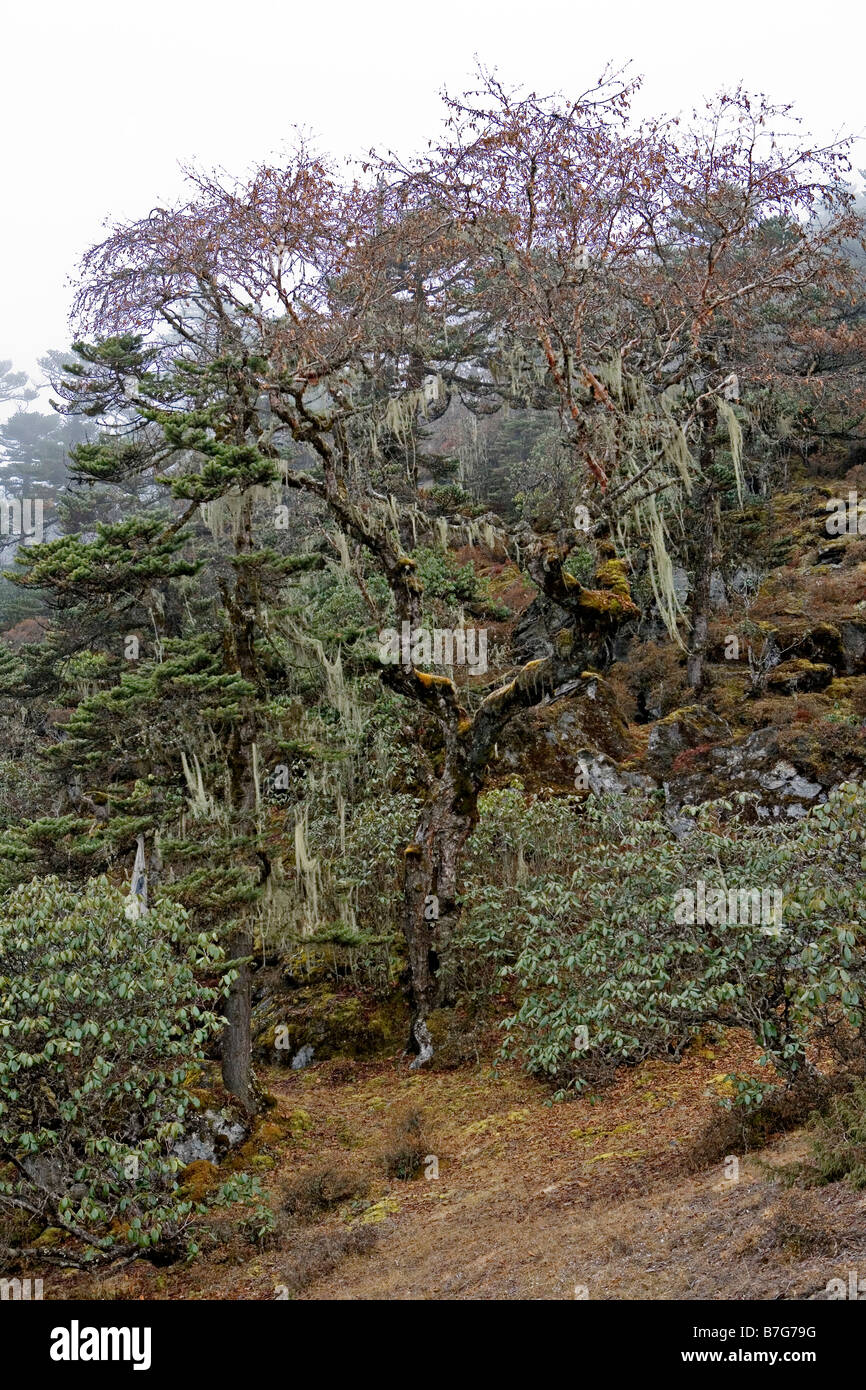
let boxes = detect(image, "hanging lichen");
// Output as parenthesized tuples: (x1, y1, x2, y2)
(282, 616, 365, 735)
(617, 491, 686, 647)
(717, 397, 745, 507)
(179, 749, 217, 819)
(251, 740, 262, 821)
(200, 482, 280, 542)
(331, 529, 352, 573)
(597, 351, 623, 401)
(294, 809, 321, 937)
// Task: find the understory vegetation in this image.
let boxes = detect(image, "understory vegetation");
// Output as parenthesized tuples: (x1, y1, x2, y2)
(1, 64, 865, 1292)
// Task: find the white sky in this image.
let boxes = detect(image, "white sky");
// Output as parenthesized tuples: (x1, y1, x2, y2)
(2, 0, 864, 385)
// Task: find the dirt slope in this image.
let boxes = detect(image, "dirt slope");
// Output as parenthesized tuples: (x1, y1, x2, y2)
(49, 1035, 866, 1302)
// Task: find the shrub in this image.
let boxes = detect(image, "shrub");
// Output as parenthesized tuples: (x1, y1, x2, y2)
(0, 875, 225, 1265)
(282, 1164, 368, 1220)
(457, 783, 866, 1100)
(412, 545, 482, 608)
(690, 1073, 838, 1170)
(211, 1171, 276, 1247)
(770, 1188, 839, 1256)
(806, 1082, 866, 1190)
(380, 1108, 429, 1180)
(276, 1224, 379, 1296)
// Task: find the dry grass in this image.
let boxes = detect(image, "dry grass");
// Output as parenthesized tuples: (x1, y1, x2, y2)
(32, 1032, 866, 1301)
(274, 1226, 380, 1297)
(282, 1164, 369, 1221)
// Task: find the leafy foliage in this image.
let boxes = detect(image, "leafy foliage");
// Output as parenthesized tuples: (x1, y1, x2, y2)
(0, 876, 225, 1264)
(457, 783, 866, 1097)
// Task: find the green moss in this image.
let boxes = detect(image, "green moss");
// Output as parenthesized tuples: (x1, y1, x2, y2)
(287, 1109, 314, 1135)
(253, 983, 407, 1063)
(765, 659, 834, 695)
(358, 1197, 400, 1224)
(578, 587, 638, 622)
(594, 558, 631, 598)
(33, 1226, 65, 1248)
(256, 1121, 286, 1146)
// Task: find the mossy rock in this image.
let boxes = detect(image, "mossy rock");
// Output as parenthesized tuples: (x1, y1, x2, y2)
(774, 720, 866, 784)
(252, 984, 408, 1063)
(647, 705, 731, 774)
(664, 722, 831, 817)
(33, 1226, 65, 1248)
(495, 676, 634, 791)
(765, 659, 834, 695)
(180, 1159, 219, 1201)
(840, 620, 866, 674)
(770, 620, 844, 668)
(706, 671, 752, 728)
(825, 676, 865, 701)
(426, 1006, 489, 1068)
(825, 676, 866, 719)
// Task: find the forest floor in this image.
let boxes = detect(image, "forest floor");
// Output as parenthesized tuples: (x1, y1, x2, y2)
(45, 1031, 866, 1301)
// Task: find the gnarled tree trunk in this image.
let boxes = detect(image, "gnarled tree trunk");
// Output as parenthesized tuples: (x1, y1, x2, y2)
(403, 762, 476, 1064)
